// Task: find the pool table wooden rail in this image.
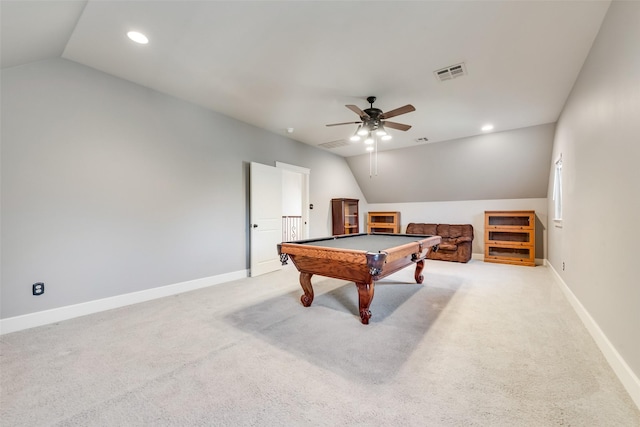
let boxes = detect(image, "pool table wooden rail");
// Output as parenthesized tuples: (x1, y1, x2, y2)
(278, 234, 441, 324)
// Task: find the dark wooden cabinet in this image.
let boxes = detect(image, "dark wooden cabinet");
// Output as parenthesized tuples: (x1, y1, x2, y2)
(331, 198, 359, 235)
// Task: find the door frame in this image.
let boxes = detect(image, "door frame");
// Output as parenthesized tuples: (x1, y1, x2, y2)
(276, 161, 310, 240)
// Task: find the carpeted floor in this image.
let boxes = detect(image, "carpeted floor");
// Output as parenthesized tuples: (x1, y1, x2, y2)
(1, 260, 639, 426)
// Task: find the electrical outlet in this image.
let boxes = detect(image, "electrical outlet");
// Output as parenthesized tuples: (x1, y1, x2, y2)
(32, 282, 45, 296)
(562, 262, 565, 271)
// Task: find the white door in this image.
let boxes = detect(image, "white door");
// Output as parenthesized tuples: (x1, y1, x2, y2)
(250, 162, 283, 277)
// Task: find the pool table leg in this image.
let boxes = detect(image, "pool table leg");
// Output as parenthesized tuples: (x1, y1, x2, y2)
(299, 272, 315, 307)
(414, 259, 425, 284)
(356, 281, 374, 324)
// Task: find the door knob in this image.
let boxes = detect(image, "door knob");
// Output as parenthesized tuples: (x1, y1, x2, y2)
(252, 224, 258, 228)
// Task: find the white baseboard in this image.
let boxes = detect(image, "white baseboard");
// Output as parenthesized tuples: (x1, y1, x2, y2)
(548, 262, 640, 410)
(0, 270, 248, 335)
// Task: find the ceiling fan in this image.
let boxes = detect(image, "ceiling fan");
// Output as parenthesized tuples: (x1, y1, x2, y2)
(325, 96, 415, 141)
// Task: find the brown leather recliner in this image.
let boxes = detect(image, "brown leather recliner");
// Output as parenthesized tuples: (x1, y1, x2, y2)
(406, 223, 474, 263)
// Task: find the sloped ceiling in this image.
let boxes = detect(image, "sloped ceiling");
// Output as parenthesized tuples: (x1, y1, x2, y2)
(1, 1, 610, 157)
(347, 123, 556, 203)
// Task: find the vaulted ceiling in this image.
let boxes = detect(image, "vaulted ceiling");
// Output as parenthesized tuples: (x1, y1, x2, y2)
(1, 1, 610, 157)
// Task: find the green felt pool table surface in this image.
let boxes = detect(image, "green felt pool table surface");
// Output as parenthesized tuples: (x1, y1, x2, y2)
(295, 233, 435, 252)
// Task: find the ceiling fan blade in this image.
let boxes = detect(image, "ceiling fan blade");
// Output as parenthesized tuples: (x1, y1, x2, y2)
(346, 104, 370, 120)
(381, 104, 416, 120)
(383, 121, 412, 131)
(326, 121, 362, 127)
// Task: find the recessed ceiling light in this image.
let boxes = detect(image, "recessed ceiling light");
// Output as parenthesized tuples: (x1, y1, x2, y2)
(127, 31, 149, 44)
(481, 124, 494, 132)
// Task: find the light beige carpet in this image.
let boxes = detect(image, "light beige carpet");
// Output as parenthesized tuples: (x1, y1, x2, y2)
(1, 260, 639, 426)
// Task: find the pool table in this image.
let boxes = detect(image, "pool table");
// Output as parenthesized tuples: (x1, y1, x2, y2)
(277, 233, 441, 324)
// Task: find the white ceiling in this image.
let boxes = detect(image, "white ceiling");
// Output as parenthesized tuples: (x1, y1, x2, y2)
(1, 1, 610, 157)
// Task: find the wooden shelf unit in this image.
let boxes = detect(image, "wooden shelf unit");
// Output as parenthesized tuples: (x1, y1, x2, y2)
(484, 210, 536, 266)
(331, 198, 359, 235)
(367, 211, 401, 233)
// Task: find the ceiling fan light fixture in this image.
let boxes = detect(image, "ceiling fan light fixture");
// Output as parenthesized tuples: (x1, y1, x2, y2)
(324, 97, 415, 159)
(350, 125, 363, 141)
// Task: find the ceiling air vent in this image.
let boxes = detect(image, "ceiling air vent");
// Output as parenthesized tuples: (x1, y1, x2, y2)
(434, 62, 467, 82)
(318, 139, 349, 149)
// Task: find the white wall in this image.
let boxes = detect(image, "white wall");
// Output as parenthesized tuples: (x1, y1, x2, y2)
(368, 198, 547, 259)
(0, 58, 366, 320)
(281, 170, 302, 216)
(547, 0, 640, 400)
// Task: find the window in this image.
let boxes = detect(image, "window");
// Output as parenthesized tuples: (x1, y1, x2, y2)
(553, 155, 563, 221)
